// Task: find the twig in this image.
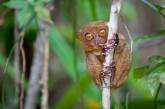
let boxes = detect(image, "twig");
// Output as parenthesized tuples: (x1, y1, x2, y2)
(19, 37, 26, 109)
(14, 9, 26, 109)
(3, 9, 35, 76)
(14, 10, 21, 109)
(101, 0, 122, 109)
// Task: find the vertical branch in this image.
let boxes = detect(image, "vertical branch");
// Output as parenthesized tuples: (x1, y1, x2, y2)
(41, 22, 49, 109)
(24, 21, 48, 109)
(24, 3, 50, 109)
(101, 0, 122, 109)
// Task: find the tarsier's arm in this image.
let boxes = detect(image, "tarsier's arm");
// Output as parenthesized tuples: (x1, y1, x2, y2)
(86, 52, 102, 87)
(86, 34, 131, 89)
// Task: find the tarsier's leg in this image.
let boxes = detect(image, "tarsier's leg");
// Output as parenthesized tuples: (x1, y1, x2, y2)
(86, 53, 102, 87)
(112, 33, 131, 87)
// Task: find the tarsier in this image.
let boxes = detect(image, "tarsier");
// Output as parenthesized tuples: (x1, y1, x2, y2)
(77, 21, 131, 89)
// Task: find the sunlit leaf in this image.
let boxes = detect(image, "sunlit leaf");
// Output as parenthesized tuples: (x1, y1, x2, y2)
(131, 55, 165, 97)
(159, 73, 165, 84)
(145, 63, 165, 96)
(146, 73, 160, 96)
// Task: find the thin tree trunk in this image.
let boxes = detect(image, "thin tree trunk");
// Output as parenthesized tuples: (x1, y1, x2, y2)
(24, 20, 49, 109)
(102, 0, 122, 109)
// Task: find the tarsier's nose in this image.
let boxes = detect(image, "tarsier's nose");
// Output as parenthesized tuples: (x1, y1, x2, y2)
(95, 35, 106, 47)
(95, 35, 100, 46)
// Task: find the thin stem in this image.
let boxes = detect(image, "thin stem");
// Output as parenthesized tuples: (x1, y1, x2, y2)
(19, 37, 26, 109)
(154, 83, 162, 109)
(14, 9, 20, 109)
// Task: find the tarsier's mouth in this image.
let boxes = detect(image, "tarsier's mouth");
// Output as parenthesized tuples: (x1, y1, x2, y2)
(84, 45, 102, 55)
(93, 50, 102, 55)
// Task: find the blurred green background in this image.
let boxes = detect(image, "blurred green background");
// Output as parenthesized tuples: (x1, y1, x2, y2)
(0, 0, 165, 109)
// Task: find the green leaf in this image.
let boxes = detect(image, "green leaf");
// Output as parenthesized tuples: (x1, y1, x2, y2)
(144, 61, 165, 95)
(149, 56, 165, 65)
(133, 30, 165, 45)
(17, 7, 33, 28)
(132, 55, 165, 96)
(159, 73, 165, 84)
(146, 73, 160, 96)
(35, 6, 52, 23)
(133, 56, 165, 79)
(4, 0, 28, 9)
(133, 66, 149, 78)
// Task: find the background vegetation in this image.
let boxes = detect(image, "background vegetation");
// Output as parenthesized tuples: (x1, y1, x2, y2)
(0, 0, 165, 109)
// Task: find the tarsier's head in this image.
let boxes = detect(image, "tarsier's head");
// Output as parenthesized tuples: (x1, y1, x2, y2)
(77, 21, 108, 55)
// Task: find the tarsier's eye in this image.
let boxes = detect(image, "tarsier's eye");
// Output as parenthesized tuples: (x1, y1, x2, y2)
(85, 33, 93, 40)
(99, 29, 106, 37)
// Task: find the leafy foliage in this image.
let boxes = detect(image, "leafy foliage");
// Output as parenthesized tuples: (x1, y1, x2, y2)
(4, 0, 52, 28)
(133, 56, 165, 95)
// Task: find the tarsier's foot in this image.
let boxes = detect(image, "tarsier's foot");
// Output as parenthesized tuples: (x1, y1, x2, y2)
(99, 62, 116, 87)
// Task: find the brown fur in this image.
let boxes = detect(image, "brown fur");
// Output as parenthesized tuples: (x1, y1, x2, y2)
(77, 21, 131, 89)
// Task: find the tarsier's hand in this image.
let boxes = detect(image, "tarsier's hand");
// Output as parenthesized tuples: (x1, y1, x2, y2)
(77, 21, 131, 89)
